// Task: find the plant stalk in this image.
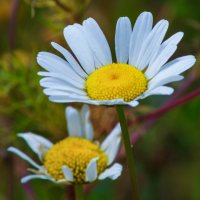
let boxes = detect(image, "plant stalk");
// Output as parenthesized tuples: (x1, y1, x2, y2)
(116, 105, 140, 200)
(75, 185, 85, 200)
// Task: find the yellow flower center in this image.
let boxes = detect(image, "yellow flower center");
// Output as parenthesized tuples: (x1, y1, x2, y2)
(86, 63, 148, 102)
(44, 137, 108, 184)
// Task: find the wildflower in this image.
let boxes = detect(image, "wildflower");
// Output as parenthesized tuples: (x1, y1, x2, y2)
(37, 11, 196, 107)
(8, 105, 122, 184)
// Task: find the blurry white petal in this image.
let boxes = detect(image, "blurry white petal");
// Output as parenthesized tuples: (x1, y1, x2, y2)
(18, 132, 53, 161)
(49, 96, 92, 103)
(21, 175, 54, 183)
(49, 96, 139, 108)
(141, 86, 174, 99)
(37, 52, 84, 85)
(145, 44, 177, 79)
(98, 163, 122, 180)
(85, 157, 98, 182)
(115, 17, 132, 63)
(62, 165, 74, 182)
(149, 75, 184, 90)
(145, 32, 183, 78)
(101, 123, 121, 165)
(161, 32, 184, 48)
(43, 88, 88, 99)
(38, 71, 84, 89)
(81, 105, 94, 140)
(40, 77, 86, 96)
(64, 24, 95, 74)
(65, 106, 82, 137)
(126, 100, 139, 107)
(83, 18, 112, 68)
(7, 147, 41, 169)
(51, 42, 88, 78)
(156, 55, 196, 78)
(129, 12, 153, 66)
(136, 20, 169, 70)
(56, 179, 68, 184)
(148, 32, 183, 65)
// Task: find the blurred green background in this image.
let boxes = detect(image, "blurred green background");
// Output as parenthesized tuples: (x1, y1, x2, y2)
(0, 0, 200, 199)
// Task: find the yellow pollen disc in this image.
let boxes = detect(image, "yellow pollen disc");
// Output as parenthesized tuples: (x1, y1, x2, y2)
(44, 137, 108, 184)
(86, 63, 148, 102)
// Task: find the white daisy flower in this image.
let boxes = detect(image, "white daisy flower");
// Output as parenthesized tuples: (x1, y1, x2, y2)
(8, 105, 122, 184)
(37, 11, 196, 107)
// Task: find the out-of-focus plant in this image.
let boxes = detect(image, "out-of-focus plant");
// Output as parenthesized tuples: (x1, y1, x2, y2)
(24, 0, 91, 21)
(0, 51, 66, 147)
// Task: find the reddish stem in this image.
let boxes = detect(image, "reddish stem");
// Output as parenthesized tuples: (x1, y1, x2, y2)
(9, 0, 20, 50)
(54, 0, 72, 12)
(136, 87, 200, 124)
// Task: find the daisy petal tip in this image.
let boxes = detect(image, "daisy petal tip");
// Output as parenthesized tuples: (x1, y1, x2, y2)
(84, 17, 96, 24)
(98, 163, 123, 180)
(179, 31, 184, 38)
(140, 11, 153, 20)
(7, 146, 14, 152)
(130, 100, 139, 107)
(21, 175, 54, 184)
(21, 177, 28, 184)
(48, 96, 58, 103)
(62, 165, 74, 182)
(85, 157, 99, 182)
(119, 16, 130, 21)
(50, 41, 56, 47)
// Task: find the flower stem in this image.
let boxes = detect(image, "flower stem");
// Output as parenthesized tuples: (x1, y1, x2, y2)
(75, 185, 85, 200)
(116, 105, 140, 200)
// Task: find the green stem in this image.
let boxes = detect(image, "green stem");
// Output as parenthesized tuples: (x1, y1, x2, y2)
(75, 185, 85, 200)
(116, 106, 140, 200)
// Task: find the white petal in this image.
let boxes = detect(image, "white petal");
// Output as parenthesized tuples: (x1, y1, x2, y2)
(62, 165, 74, 182)
(18, 132, 53, 161)
(145, 44, 177, 79)
(7, 147, 41, 169)
(56, 179, 68, 184)
(146, 32, 183, 78)
(101, 123, 121, 165)
(21, 175, 54, 184)
(37, 52, 84, 85)
(80, 105, 94, 140)
(83, 18, 112, 68)
(49, 96, 139, 107)
(85, 157, 98, 182)
(65, 106, 82, 137)
(38, 71, 84, 89)
(156, 55, 196, 78)
(64, 24, 95, 74)
(126, 100, 139, 107)
(115, 17, 132, 63)
(98, 163, 122, 180)
(141, 86, 174, 99)
(129, 12, 153, 66)
(40, 77, 87, 96)
(51, 42, 88, 78)
(43, 88, 88, 99)
(161, 32, 184, 48)
(147, 32, 183, 66)
(148, 75, 184, 90)
(49, 96, 95, 103)
(136, 19, 169, 70)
